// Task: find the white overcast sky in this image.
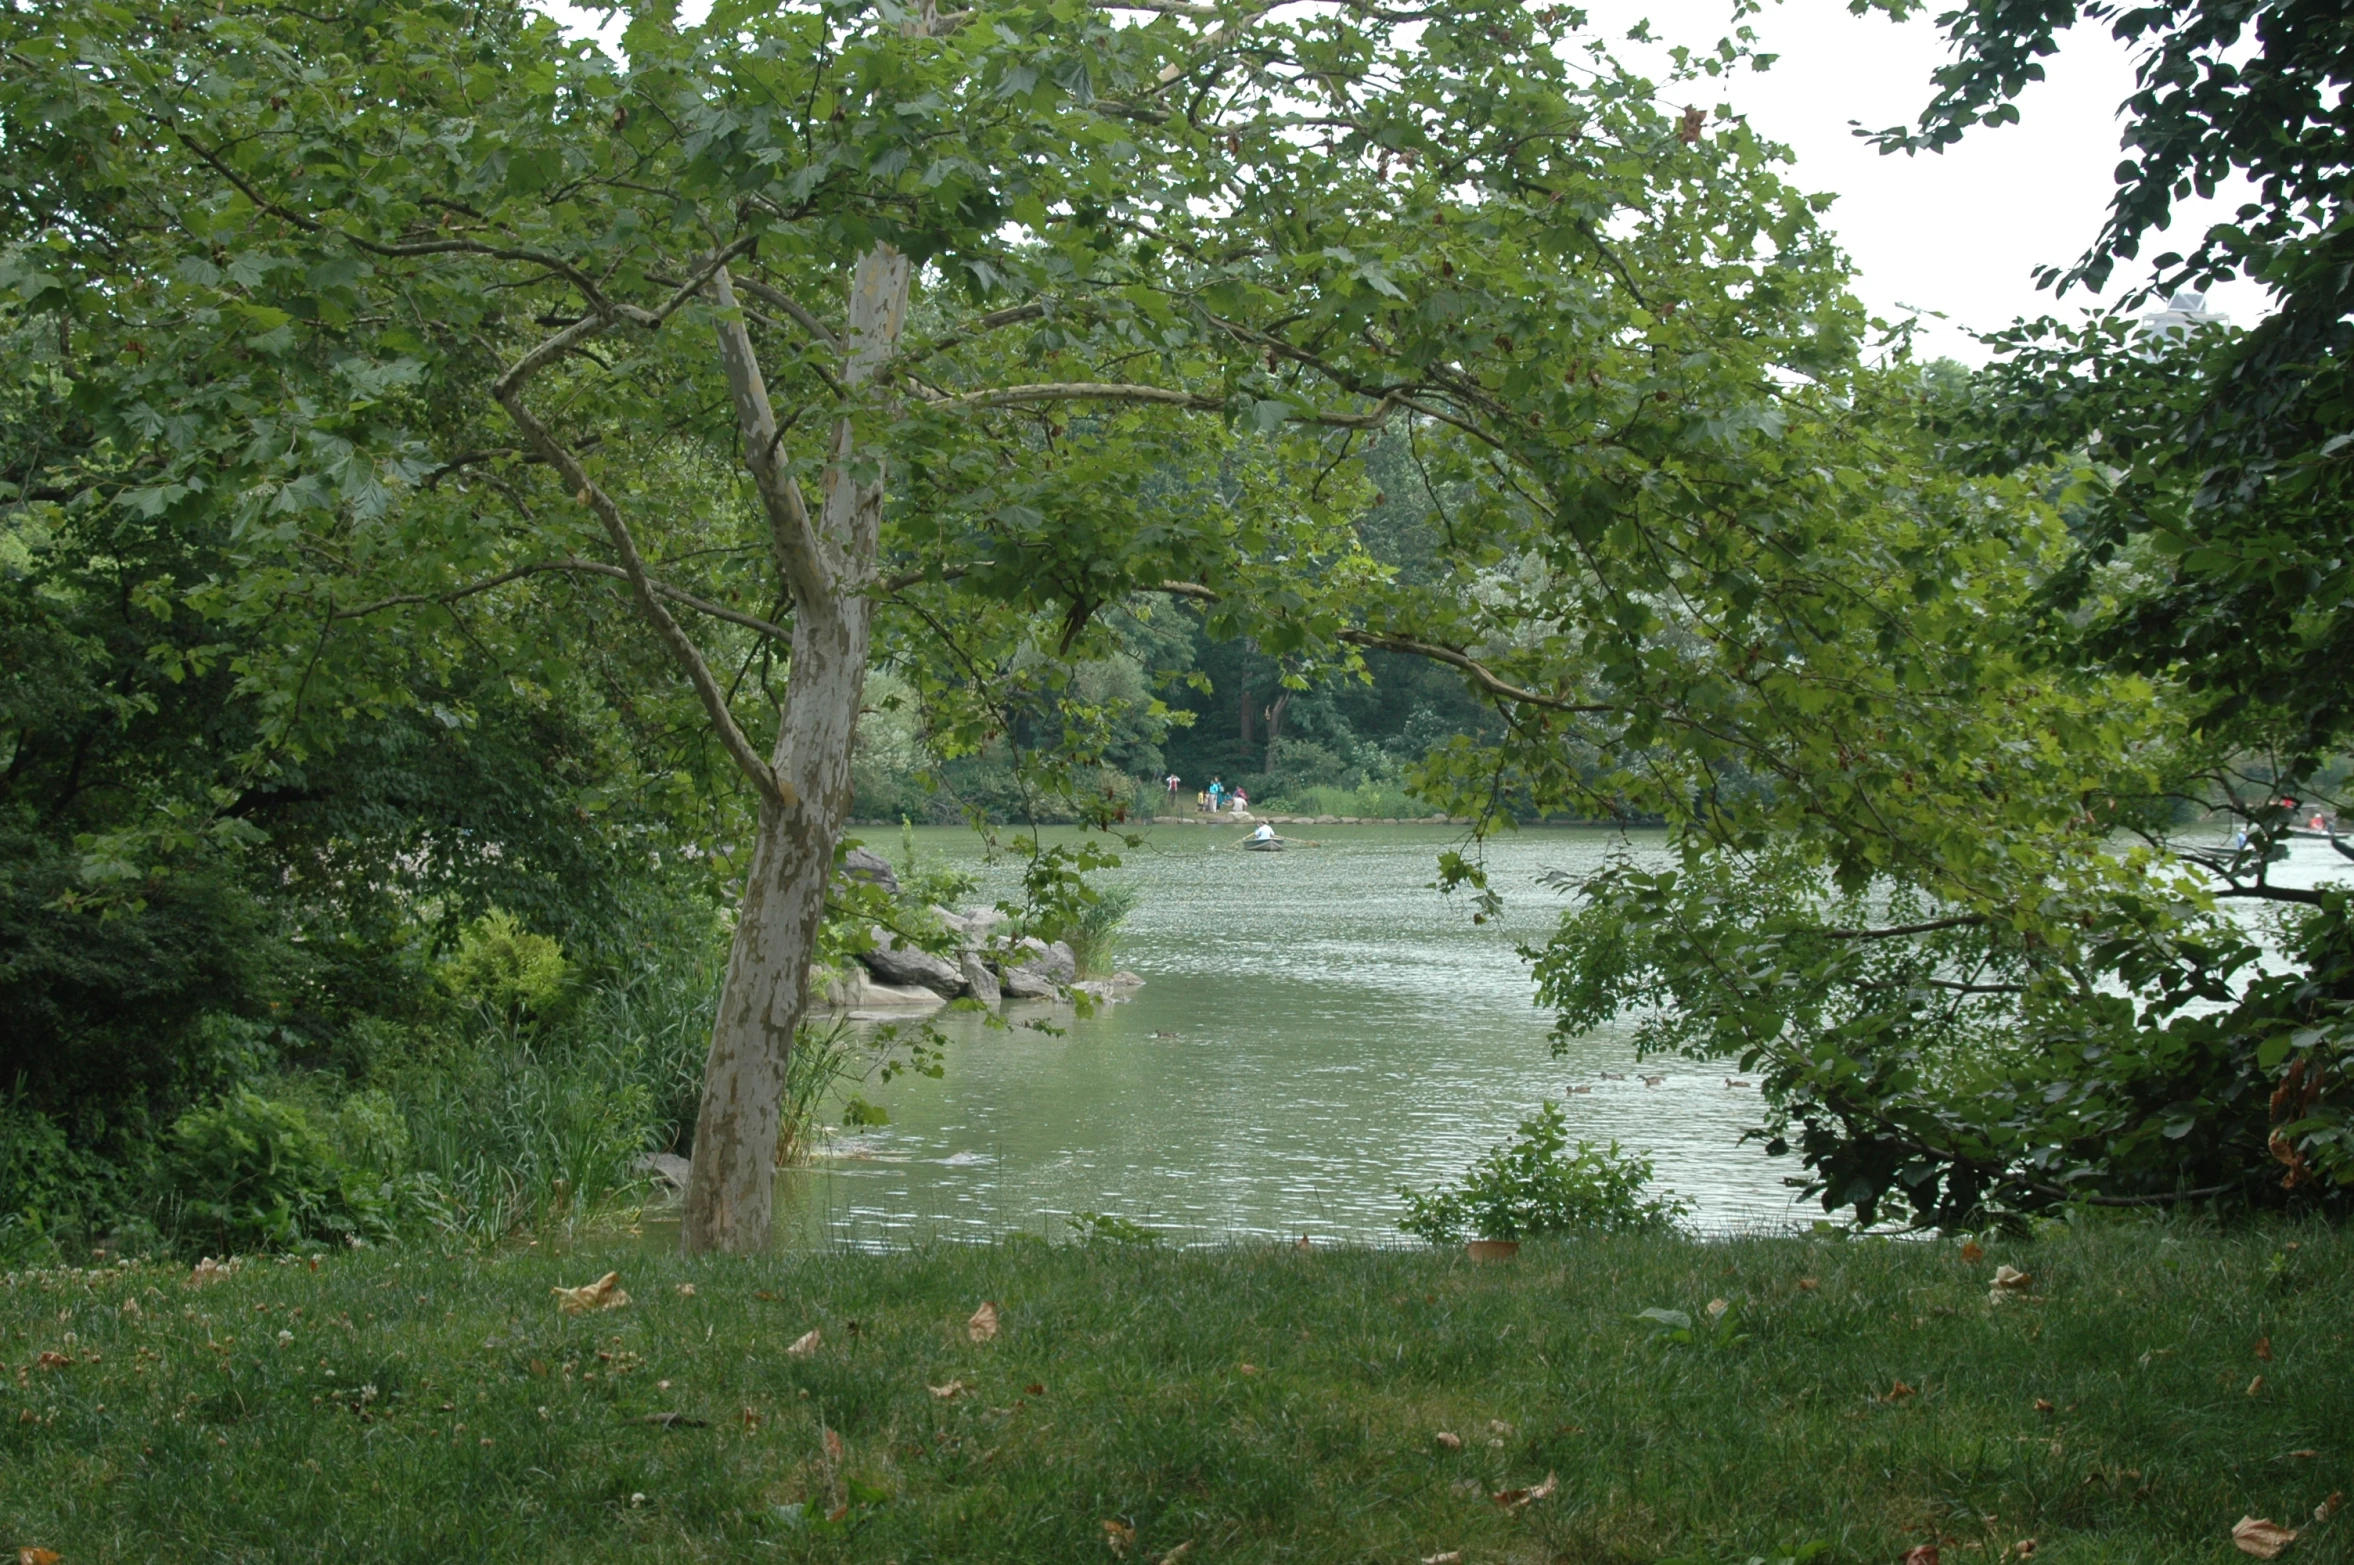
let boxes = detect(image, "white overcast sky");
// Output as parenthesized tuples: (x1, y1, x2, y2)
(545, 0, 2266, 364)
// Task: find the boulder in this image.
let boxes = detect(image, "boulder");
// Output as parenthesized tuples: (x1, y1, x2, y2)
(959, 950, 1001, 1004)
(931, 905, 1005, 947)
(839, 846, 900, 893)
(825, 967, 948, 1010)
(999, 964, 1061, 1000)
(859, 929, 966, 997)
(635, 1152, 692, 1194)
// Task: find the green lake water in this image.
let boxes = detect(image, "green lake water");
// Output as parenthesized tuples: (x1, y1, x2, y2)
(770, 823, 1803, 1247)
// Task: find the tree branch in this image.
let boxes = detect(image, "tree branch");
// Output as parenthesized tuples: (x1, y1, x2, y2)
(937, 381, 1397, 428)
(1818, 916, 1989, 940)
(491, 346, 787, 807)
(1336, 630, 1616, 713)
(335, 559, 790, 642)
(709, 266, 834, 609)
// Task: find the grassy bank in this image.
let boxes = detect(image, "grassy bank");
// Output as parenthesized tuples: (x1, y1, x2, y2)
(3, 1223, 2347, 1563)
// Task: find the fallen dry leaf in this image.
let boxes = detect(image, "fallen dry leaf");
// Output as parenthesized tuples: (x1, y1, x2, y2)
(1885, 1380, 1918, 1402)
(675, 1283, 697, 1298)
(2317, 1494, 2343, 1523)
(1490, 1472, 1558, 1510)
(969, 1301, 1000, 1342)
(786, 1328, 821, 1358)
(34, 1351, 71, 1370)
(2234, 1516, 2300, 1559)
(1423, 1555, 1463, 1565)
(551, 1272, 629, 1315)
(1960, 1240, 1985, 1264)
(822, 1426, 843, 1463)
(1797, 1277, 1819, 1291)
(2255, 1335, 2273, 1361)
(928, 1379, 968, 1400)
(1991, 1265, 2032, 1290)
(1903, 1547, 1941, 1565)
(1158, 1544, 1194, 1565)
(21, 1550, 64, 1565)
(1434, 1430, 1463, 1450)
(2291, 1450, 2319, 1460)
(2035, 1398, 2054, 1413)
(2249, 1375, 2268, 1397)
(1026, 1382, 1045, 1396)
(1102, 1518, 1136, 1557)
(1705, 1297, 1729, 1320)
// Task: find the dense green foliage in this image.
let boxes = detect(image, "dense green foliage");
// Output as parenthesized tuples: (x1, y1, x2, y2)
(1398, 1101, 1689, 1243)
(3, 1223, 2347, 1561)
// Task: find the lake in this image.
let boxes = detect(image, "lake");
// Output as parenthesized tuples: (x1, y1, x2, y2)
(774, 822, 1804, 1247)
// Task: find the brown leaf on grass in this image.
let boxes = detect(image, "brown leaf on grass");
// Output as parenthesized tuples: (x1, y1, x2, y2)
(2035, 1398, 2054, 1413)
(1157, 1543, 1194, 1565)
(1026, 1382, 1046, 1396)
(34, 1351, 71, 1370)
(1797, 1277, 1819, 1291)
(1902, 1547, 1941, 1565)
(786, 1328, 821, 1358)
(2316, 1493, 2343, 1523)
(1102, 1518, 1136, 1557)
(21, 1550, 64, 1565)
(1490, 1472, 1558, 1510)
(2291, 1450, 2319, 1459)
(822, 1426, 843, 1463)
(1960, 1240, 1985, 1264)
(1434, 1431, 1463, 1450)
(2249, 1375, 2268, 1397)
(552, 1272, 629, 1315)
(2234, 1516, 2300, 1558)
(1238, 1363, 1261, 1376)
(1991, 1265, 2032, 1290)
(1885, 1381, 1917, 1402)
(1705, 1297, 1729, 1320)
(968, 1301, 999, 1342)
(675, 1283, 697, 1298)
(2255, 1335, 2273, 1361)
(928, 1380, 968, 1400)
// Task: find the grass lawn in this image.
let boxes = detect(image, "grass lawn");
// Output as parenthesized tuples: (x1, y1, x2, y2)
(1, 1221, 2346, 1563)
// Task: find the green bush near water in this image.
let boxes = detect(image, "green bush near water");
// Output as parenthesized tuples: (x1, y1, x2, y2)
(1, 1222, 2345, 1562)
(1401, 1101, 1692, 1243)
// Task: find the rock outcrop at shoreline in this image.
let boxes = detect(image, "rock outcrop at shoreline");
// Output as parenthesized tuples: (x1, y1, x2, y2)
(828, 907, 1102, 1011)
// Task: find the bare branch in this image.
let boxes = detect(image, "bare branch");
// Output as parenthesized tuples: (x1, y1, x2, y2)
(709, 266, 834, 609)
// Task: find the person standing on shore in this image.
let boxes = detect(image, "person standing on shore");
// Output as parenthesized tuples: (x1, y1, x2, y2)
(1165, 772, 1181, 807)
(1208, 777, 1225, 813)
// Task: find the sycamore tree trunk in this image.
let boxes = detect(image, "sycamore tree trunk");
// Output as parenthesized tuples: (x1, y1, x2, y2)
(682, 244, 911, 1254)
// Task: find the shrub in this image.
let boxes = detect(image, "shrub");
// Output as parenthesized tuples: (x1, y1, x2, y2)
(439, 910, 571, 1020)
(1399, 1102, 1690, 1243)
(163, 1090, 389, 1252)
(1065, 883, 1137, 978)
